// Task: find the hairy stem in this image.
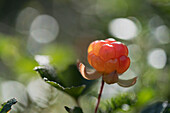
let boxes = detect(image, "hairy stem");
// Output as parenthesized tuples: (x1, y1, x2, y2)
(95, 79, 105, 113)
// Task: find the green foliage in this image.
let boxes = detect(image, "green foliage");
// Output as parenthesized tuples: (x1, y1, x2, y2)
(0, 98, 17, 113)
(65, 106, 83, 113)
(46, 79, 85, 99)
(141, 101, 170, 113)
(99, 93, 137, 113)
(0, 34, 37, 81)
(34, 64, 94, 100)
(57, 64, 94, 89)
(137, 87, 155, 106)
(34, 66, 59, 83)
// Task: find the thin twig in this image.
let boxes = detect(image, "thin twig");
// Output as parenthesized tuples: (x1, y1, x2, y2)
(95, 79, 105, 113)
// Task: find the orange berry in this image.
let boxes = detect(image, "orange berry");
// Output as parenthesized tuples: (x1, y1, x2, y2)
(104, 59, 119, 74)
(88, 51, 95, 66)
(124, 45, 129, 56)
(99, 44, 116, 61)
(91, 55, 105, 72)
(88, 40, 98, 53)
(105, 38, 116, 44)
(117, 56, 130, 74)
(87, 38, 130, 74)
(111, 42, 128, 58)
(93, 40, 106, 56)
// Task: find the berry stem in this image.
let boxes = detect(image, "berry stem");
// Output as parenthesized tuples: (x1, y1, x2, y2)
(95, 79, 105, 113)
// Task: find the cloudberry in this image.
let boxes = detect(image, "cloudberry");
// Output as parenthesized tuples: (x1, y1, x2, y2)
(77, 38, 137, 86)
(87, 38, 130, 74)
(78, 38, 137, 113)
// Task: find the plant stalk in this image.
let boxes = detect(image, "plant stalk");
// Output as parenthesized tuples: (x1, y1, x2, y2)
(95, 79, 105, 113)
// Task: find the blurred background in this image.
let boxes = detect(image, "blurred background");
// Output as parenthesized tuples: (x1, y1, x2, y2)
(0, 0, 170, 113)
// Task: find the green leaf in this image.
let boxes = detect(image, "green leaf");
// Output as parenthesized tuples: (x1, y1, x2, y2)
(141, 101, 170, 113)
(137, 88, 155, 106)
(64, 106, 83, 113)
(45, 79, 86, 99)
(0, 98, 17, 113)
(34, 64, 92, 99)
(57, 64, 94, 89)
(34, 66, 60, 83)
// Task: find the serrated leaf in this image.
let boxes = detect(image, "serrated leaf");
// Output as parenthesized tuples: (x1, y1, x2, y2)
(34, 64, 94, 99)
(64, 106, 83, 113)
(45, 79, 85, 99)
(34, 65, 60, 83)
(141, 101, 170, 113)
(0, 98, 17, 113)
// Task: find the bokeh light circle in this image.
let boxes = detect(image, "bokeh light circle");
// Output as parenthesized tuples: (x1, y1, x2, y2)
(108, 18, 138, 40)
(16, 7, 39, 34)
(148, 48, 167, 69)
(30, 15, 59, 43)
(154, 25, 170, 44)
